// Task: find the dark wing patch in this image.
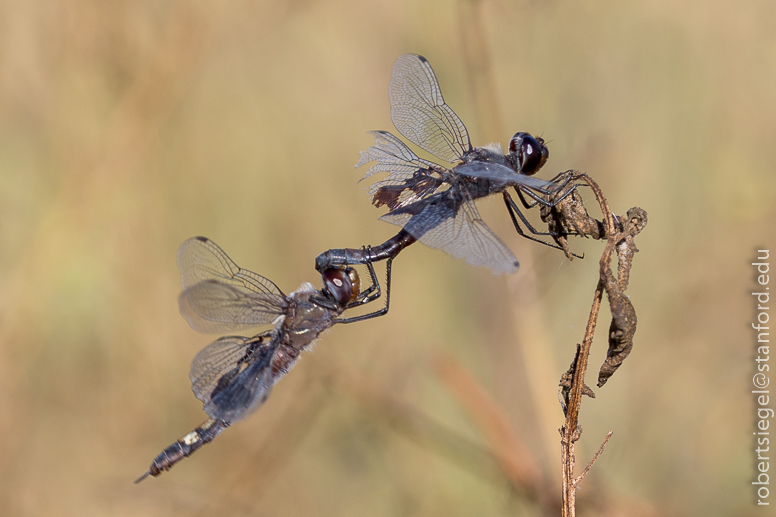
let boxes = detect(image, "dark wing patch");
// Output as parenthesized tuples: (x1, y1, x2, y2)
(358, 131, 448, 210)
(189, 333, 280, 423)
(371, 171, 446, 211)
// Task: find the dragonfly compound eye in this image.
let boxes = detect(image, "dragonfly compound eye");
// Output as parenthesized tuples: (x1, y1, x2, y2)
(345, 268, 361, 303)
(322, 268, 354, 306)
(509, 132, 548, 176)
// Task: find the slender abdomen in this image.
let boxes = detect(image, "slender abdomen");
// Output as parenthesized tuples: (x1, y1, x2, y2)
(315, 230, 417, 271)
(134, 418, 229, 483)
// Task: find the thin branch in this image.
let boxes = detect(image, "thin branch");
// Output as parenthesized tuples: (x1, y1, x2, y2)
(575, 431, 613, 488)
(557, 173, 622, 517)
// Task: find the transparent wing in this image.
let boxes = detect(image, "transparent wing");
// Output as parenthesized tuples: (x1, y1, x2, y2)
(190, 332, 274, 405)
(178, 237, 285, 296)
(357, 131, 449, 211)
(177, 237, 287, 333)
(380, 191, 519, 275)
(389, 54, 471, 163)
(454, 162, 555, 190)
(189, 333, 280, 423)
(179, 280, 286, 333)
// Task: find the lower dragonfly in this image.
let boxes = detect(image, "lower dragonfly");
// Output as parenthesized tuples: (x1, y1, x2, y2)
(135, 237, 391, 482)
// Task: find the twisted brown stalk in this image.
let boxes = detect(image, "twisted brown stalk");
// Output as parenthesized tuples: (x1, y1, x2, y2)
(551, 173, 647, 516)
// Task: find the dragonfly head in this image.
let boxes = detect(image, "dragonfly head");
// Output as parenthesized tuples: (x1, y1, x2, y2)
(321, 267, 360, 306)
(508, 132, 548, 176)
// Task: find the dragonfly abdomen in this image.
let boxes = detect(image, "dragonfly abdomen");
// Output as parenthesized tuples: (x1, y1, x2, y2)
(134, 418, 229, 483)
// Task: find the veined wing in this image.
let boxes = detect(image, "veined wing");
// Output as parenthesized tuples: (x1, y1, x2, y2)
(389, 54, 471, 164)
(380, 190, 519, 275)
(189, 333, 280, 423)
(357, 131, 448, 211)
(454, 161, 555, 190)
(179, 280, 287, 333)
(178, 237, 285, 297)
(178, 237, 288, 333)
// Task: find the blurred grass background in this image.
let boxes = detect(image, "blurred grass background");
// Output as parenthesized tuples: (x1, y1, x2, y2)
(1, 0, 774, 515)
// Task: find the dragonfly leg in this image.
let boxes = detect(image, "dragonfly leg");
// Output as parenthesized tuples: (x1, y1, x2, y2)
(334, 258, 392, 324)
(516, 175, 578, 209)
(503, 192, 583, 259)
(351, 248, 380, 302)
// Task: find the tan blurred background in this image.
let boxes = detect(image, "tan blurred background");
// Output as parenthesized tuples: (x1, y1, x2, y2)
(0, 0, 774, 515)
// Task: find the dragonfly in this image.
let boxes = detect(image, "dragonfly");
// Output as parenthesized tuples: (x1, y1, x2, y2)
(317, 54, 576, 275)
(135, 237, 391, 482)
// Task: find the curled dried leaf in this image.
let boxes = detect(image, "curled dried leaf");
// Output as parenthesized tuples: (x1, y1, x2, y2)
(597, 207, 647, 387)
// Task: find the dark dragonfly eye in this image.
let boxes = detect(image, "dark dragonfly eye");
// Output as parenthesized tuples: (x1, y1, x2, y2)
(321, 268, 359, 306)
(509, 132, 549, 176)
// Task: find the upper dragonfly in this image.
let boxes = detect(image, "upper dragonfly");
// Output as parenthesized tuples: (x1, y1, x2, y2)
(135, 237, 391, 482)
(340, 53, 573, 275)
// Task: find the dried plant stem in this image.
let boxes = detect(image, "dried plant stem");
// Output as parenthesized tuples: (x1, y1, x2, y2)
(560, 175, 619, 517)
(578, 431, 613, 484)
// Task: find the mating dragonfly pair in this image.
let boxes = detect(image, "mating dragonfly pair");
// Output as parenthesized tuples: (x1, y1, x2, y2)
(136, 54, 579, 482)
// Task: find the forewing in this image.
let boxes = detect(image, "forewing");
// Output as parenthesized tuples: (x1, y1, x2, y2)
(178, 237, 285, 296)
(454, 162, 555, 190)
(389, 54, 471, 163)
(357, 131, 448, 211)
(189, 333, 280, 423)
(380, 191, 519, 275)
(177, 237, 287, 333)
(179, 281, 286, 333)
